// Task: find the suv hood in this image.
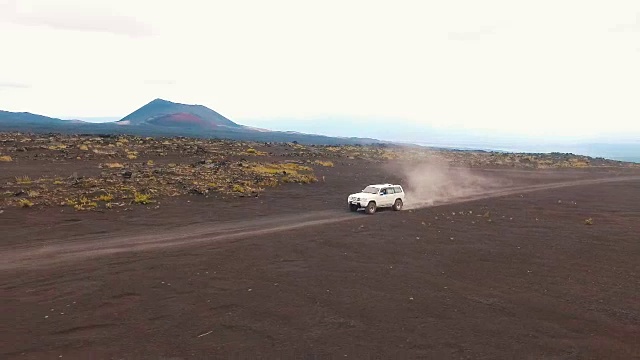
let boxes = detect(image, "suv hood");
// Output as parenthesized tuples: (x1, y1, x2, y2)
(349, 192, 375, 198)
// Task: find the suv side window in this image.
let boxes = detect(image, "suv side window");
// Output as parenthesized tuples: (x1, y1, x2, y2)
(385, 187, 395, 194)
(394, 186, 402, 193)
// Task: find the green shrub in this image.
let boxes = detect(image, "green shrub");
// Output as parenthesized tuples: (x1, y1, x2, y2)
(15, 176, 31, 184)
(19, 199, 34, 208)
(134, 193, 152, 204)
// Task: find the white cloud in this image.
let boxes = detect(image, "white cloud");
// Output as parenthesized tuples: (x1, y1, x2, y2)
(0, 0, 639, 140)
(448, 26, 496, 41)
(144, 80, 176, 85)
(0, 0, 151, 36)
(0, 81, 30, 89)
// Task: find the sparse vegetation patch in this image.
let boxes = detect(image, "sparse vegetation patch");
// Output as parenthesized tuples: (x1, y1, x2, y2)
(19, 199, 34, 208)
(134, 193, 152, 205)
(0, 132, 637, 211)
(15, 176, 31, 185)
(314, 160, 334, 167)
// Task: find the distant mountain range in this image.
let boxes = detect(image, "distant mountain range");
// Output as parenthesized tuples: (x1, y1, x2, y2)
(1, 99, 638, 163)
(0, 99, 383, 145)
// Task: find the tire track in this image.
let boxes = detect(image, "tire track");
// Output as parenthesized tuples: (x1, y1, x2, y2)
(2, 175, 638, 270)
(408, 175, 640, 209)
(1, 211, 358, 270)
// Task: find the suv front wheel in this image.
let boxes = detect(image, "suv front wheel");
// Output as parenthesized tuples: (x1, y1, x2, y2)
(365, 201, 377, 214)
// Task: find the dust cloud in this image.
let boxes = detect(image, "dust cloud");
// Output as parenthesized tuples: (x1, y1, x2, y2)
(393, 158, 513, 209)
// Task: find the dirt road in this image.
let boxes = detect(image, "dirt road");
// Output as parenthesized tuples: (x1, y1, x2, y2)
(3, 175, 638, 271)
(2, 167, 639, 359)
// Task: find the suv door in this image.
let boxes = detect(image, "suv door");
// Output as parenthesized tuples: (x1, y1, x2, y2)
(393, 186, 403, 199)
(381, 187, 394, 206)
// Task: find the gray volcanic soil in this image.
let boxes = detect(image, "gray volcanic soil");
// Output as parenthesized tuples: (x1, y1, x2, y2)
(1, 160, 639, 359)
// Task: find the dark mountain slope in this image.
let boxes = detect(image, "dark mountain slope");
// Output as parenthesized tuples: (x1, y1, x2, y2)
(118, 99, 240, 129)
(0, 110, 71, 125)
(0, 105, 383, 145)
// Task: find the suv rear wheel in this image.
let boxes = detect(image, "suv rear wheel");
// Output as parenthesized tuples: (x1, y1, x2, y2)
(393, 198, 403, 211)
(365, 201, 376, 214)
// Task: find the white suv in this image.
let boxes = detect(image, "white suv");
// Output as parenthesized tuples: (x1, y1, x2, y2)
(347, 184, 405, 214)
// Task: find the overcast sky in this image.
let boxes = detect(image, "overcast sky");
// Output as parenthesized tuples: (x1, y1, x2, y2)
(1, 0, 639, 141)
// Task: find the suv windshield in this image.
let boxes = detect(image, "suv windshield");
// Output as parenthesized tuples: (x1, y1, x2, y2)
(362, 186, 379, 194)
